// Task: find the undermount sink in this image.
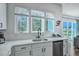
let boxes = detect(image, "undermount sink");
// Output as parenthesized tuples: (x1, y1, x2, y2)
(32, 39, 42, 41)
(32, 38, 48, 42)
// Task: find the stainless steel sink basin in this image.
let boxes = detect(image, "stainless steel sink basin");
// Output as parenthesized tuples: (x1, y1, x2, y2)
(32, 39, 42, 41)
(43, 39, 48, 41)
(32, 39, 48, 42)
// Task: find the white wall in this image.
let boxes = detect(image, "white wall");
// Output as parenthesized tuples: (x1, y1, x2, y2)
(4, 3, 62, 41)
(62, 3, 79, 17)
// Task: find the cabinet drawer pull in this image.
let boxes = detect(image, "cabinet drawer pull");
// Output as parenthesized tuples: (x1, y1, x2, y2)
(21, 47, 26, 50)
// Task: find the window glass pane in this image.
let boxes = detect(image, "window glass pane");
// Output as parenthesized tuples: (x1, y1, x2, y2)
(73, 23, 77, 37)
(31, 10, 44, 17)
(32, 17, 42, 31)
(46, 19, 53, 32)
(15, 15, 29, 33)
(68, 22, 72, 37)
(63, 22, 68, 37)
(73, 23, 76, 33)
(15, 7, 29, 15)
(63, 21, 77, 38)
(46, 12, 54, 18)
(77, 22, 79, 32)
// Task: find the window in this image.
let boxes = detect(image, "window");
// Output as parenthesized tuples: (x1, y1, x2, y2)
(63, 22, 68, 37)
(31, 10, 44, 17)
(15, 7, 54, 33)
(31, 9, 45, 33)
(68, 22, 72, 37)
(45, 12, 54, 32)
(72, 22, 77, 37)
(46, 19, 54, 32)
(15, 7, 29, 33)
(15, 15, 29, 33)
(31, 17, 44, 33)
(46, 12, 54, 18)
(15, 7, 29, 15)
(63, 21, 77, 38)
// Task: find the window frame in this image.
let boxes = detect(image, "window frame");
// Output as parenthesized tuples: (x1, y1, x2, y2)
(15, 7, 29, 33)
(15, 7, 29, 15)
(45, 18, 54, 32)
(31, 9, 45, 17)
(46, 12, 54, 18)
(62, 20, 77, 38)
(14, 7, 55, 33)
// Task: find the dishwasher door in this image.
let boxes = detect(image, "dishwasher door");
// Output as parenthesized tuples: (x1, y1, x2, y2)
(53, 40, 63, 56)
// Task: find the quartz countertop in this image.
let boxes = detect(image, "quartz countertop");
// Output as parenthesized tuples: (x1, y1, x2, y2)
(0, 37, 68, 56)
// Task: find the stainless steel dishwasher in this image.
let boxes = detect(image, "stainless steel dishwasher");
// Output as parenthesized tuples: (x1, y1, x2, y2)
(53, 40, 63, 56)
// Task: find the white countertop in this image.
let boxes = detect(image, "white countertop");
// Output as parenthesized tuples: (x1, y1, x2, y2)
(0, 37, 68, 56)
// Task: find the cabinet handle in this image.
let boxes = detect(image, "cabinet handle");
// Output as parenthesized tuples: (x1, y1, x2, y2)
(21, 47, 26, 50)
(43, 48, 46, 52)
(29, 51, 32, 56)
(0, 23, 2, 28)
(42, 48, 43, 52)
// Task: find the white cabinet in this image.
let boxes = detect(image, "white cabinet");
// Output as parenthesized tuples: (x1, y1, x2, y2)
(63, 39, 68, 56)
(43, 42, 52, 56)
(11, 42, 52, 56)
(11, 39, 68, 56)
(15, 50, 31, 56)
(67, 40, 75, 56)
(0, 3, 6, 30)
(32, 44, 43, 56)
(32, 42, 52, 56)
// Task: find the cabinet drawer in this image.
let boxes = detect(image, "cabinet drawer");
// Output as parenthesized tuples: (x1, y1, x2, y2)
(14, 44, 31, 52)
(15, 50, 30, 56)
(32, 42, 48, 48)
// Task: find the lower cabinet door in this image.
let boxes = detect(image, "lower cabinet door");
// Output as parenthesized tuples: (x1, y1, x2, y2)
(32, 44, 43, 56)
(63, 39, 68, 56)
(43, 42, 52, 56)
(32, 42, 52, 56)
(32, 47, 43, 56)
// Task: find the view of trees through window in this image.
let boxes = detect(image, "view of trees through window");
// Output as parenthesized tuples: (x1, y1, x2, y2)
(15, 7, 54, 33)
(63, 21, 77, 38)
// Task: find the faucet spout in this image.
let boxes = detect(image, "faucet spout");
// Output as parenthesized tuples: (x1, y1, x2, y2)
(36, 28, 41, 40)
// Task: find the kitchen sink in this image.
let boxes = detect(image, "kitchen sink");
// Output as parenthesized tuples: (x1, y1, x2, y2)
(32, 38, 48, 42)
(32, 39, 42, 41)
